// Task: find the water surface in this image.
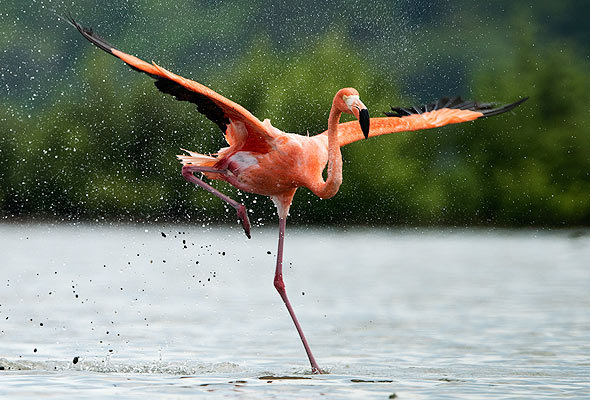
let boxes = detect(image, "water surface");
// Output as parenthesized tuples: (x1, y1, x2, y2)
(1, 224, 588, 398)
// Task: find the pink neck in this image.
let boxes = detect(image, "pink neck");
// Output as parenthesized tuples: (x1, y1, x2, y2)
(311, 104, 343, 199)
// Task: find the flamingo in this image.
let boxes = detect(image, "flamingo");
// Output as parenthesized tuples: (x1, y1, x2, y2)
(67, 17, 527, 374)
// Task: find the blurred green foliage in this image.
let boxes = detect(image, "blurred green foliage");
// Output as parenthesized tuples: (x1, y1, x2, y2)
(0, 1, 588, 226)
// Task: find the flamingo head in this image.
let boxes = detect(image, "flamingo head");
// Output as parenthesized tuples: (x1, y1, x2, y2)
(334, 88, 370, 139)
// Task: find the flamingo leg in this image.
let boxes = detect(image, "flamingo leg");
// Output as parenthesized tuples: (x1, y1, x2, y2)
(273, 217, 323, 374)
(181, 165, 251, 238)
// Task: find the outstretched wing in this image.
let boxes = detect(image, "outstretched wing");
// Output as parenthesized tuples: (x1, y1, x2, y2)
(66, 16, 274, 153)
(329, 97, 528, 147)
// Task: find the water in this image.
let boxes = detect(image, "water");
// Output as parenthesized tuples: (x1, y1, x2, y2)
(0, 223, 588, 399)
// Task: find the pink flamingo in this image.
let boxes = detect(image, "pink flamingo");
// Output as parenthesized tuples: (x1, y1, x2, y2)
(68, 17, 527, 374)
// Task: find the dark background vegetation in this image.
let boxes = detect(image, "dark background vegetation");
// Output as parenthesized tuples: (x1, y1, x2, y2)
(1, 0, 588, 226)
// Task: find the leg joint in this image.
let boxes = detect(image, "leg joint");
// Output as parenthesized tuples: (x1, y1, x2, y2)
(181, 165, 194, 178)
(274, 275, 285, 293)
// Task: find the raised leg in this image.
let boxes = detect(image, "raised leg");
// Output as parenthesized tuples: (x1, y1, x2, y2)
(273, 217, 324, 374)
(181, 165, 251, 238)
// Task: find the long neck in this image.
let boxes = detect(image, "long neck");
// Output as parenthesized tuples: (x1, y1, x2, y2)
(312, 104, 343, 199)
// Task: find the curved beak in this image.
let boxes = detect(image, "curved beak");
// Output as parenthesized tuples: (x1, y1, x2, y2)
(350, 99, 370, 139)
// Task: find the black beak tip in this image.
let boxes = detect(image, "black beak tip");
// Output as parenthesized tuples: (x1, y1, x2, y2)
(359, 108, 370, 139)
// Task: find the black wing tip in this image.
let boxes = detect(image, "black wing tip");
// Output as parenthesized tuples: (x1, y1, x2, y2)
(53, 10, 75, 28)
(384, 96, 529, 118)
(62, 13, 115, 55)
(480, 97, 529, 118)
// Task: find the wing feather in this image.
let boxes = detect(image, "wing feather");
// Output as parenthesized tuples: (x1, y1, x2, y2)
(67, 16, 274, 153)
(331, 97, 528, 147)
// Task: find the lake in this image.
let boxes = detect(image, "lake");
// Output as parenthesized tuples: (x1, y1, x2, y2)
(0, 223, 588, 398)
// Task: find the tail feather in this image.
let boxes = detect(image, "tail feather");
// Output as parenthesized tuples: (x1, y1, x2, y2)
(177, 148, 217, 166)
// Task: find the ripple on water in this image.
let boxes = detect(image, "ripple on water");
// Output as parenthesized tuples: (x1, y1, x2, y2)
(0, 358, 242, 375)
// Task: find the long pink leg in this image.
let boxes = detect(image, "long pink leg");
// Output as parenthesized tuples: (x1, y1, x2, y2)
(181, 165, 251, 238)
(273, 217, 323, 374)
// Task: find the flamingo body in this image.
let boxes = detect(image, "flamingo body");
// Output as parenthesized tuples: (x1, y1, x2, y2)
(200, 126, 329, 216)
(66, 16, 528, 374)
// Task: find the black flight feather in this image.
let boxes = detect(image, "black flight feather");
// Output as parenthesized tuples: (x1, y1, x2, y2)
(385, 97, 528, 119)
(66, 15, 230, 132)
